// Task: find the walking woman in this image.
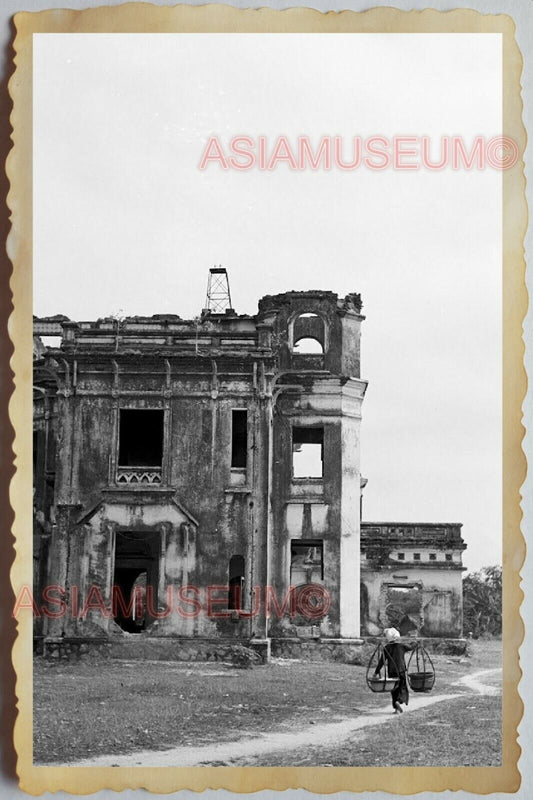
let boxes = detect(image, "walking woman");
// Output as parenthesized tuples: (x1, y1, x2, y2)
(374, 627, 417, 714)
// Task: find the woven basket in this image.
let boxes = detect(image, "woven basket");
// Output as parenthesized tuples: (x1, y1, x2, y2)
(367, 676, 399, 693)
(408, 671, 435, 692)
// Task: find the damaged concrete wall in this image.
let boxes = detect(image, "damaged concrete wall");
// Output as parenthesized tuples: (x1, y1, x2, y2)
(360, 523, 466, 638)
(33, 290, 467, 647)
(33, 289, 367, 644)
(262, 291, 366, 639)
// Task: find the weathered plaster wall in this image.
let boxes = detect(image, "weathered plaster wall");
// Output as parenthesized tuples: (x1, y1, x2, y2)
(266, 292, 366, 639)
(361, 566, 463, 638)
(32, 290, 466, 649)
(45, 368, 272, 639)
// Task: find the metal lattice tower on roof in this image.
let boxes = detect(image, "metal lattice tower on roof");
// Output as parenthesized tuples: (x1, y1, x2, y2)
(204, 266, 234, 314)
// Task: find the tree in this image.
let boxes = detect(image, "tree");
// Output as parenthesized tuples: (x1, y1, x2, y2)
(463, 565, 502, 637)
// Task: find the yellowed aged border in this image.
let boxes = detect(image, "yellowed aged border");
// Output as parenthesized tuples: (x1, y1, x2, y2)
(7, 3, 526, 795)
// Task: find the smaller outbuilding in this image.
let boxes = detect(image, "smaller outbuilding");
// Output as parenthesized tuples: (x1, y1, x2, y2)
(360, 522, 466, 638)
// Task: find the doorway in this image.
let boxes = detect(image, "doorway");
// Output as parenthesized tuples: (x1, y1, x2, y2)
(113, 530, 160, 632)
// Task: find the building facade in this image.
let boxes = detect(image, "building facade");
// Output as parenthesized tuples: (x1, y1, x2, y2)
(33, 281, 466, 655)
(33, 287, 368, 651)
(360, 522, 466, 638)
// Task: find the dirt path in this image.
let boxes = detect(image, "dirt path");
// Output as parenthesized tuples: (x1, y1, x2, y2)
(456, 668, 501, 696)
(62, 667, 501, 768)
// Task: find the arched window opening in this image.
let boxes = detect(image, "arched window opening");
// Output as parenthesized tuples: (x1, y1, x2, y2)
(293, 337, 324, 354)
(228, 555, 245, 610)
(292, 312, 326, 353)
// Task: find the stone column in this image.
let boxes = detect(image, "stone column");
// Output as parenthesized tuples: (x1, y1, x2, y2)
(44, 504, 79, 637)
(339, 380, 367, 638)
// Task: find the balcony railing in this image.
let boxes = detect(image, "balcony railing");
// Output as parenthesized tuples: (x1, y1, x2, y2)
(116, 466, 162, 486)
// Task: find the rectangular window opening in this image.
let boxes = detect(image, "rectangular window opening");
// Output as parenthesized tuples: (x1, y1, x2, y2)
(228, 554, 245, 610)
(413, 553, 421, 561)
(445, 553, 453, 561)
(231, 410, 247, 469)
(397, 553, 405, 561)
(33, 430, 39, 477)
(39, 335, 62, 349)
(292, 426, 324, 478)
(429, 553, 437, 561)
(290, 540, 324, 584)
(118, 409, 164, 467)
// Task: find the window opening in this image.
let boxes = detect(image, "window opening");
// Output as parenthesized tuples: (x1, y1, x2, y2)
(290, 540, 324, 584)
(385, 584, 421, 633)
(118, 409, 164, 466)
(33, 430, 39, 480)
(228, 555, 245, 610)
(293, 337, 324, 354)
(413, 553, 421, 561)
(397, 553, 405, 561)
(445, 553, 453, 561)
(231, 410, 247, 469)
(39, 335, 62, 349)
(429, 553, 437, 561)
(292, 312, 326, 353)
(292, 427, 324, 478)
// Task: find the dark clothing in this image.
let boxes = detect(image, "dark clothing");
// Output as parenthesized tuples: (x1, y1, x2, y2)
(391, 674, 409, 707)
(375, 641, 417, 708)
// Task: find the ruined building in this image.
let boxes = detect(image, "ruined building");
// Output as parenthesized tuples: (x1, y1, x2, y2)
(33, 272, 466, 659)
(360, 523, 466, 638)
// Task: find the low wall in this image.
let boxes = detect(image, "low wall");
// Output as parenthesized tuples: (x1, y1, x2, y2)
(271, 637, 369, 664)
(107, 637, 263, 663)
(39, 634, 468, 664)
(43, 637, 111, 661)
(271, 636, 468, 661)
(41, 635, 267, 664)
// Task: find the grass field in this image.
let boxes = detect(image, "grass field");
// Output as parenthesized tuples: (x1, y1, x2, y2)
(33, 639, 501, 766)
(235, 694, 501, 766)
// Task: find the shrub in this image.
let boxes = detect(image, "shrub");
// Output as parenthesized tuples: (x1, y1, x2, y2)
(463, 566, 502, 638)
(226, 644, 262, 669)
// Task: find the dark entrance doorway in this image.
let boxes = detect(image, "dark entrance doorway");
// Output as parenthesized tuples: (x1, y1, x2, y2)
(113, 530, 160, 632)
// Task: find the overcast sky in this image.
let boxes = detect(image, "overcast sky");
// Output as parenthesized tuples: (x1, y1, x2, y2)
(33, 33, 502, 571)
